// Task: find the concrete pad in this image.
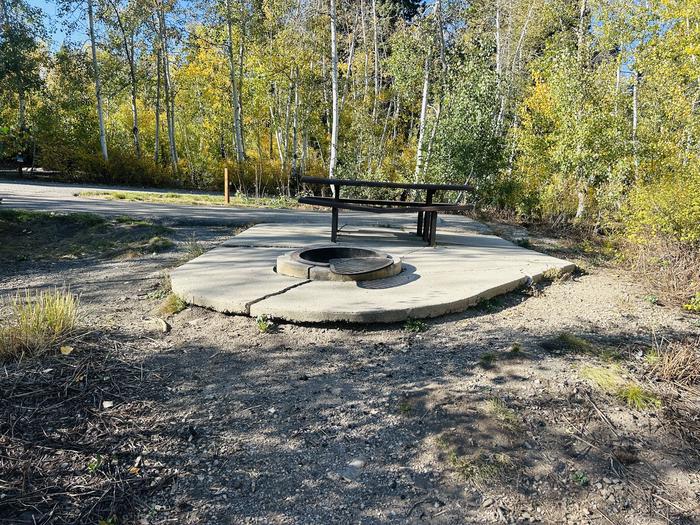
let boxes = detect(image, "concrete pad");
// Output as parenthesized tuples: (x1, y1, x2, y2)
(171, 222, 575, 323)
(170, 246, 304, 315)
(250, 245, 574, 323)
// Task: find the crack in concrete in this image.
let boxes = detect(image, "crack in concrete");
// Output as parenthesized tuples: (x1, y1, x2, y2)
(244, 279, 311, 314)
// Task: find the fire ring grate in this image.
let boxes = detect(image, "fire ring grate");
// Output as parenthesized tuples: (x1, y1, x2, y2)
(276, 245, 402, 282)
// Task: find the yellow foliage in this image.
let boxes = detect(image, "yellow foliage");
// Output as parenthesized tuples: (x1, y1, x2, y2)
(624, 169, 700, 245)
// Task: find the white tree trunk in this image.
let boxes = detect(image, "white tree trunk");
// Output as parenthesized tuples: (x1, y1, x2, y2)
(414, 49, 431, 183)
(154, 48, 161, 163)
(328, 0, 339, 182)
(226, 0, 245, 163)
(107, 0, 141, 158)
(157, 0, 178, 172)
(371, 0, 380, 119)
(87, 0, 109, 162)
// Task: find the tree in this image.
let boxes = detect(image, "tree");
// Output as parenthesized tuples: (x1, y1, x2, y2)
(0, 0, 45, 158)
(87, 0, 109, 161)
(328, 0, 339, 180)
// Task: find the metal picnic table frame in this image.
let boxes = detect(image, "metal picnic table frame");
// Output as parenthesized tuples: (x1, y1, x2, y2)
(298, 176, 473, 247)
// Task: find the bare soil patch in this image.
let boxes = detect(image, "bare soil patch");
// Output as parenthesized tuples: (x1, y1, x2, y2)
(1, 211, 699, 524)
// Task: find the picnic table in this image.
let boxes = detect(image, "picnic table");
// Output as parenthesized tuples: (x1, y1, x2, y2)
(298, 176, 473, 246)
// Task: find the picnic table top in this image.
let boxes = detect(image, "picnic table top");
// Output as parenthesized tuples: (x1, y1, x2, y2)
(300, 176, 473, 192)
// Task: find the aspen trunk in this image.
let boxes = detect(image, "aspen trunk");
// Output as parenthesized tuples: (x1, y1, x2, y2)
(225, 0, 245, 163)
(157, 0, 178, 172)
(360, 0, 369, 100)
(371, 0, 380, 119)
(328, 0, 339, 182)
(154, 48, 161, 163)
(414, 48, 431, 183)
(87, 0, 109, 162)
(128, 36, 141, 158)
(108, 0, 141, 157)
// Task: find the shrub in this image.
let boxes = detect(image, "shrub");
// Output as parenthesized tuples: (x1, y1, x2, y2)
(0, 289, 79, 360)
(624, 171, 700, 245)
(620, 236, 700, 309)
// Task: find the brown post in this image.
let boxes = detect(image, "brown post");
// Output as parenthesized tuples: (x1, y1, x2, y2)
(224, 167, 230, 204)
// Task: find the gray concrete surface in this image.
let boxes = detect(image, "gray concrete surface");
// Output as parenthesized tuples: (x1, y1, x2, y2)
(171, 224, 576, 323)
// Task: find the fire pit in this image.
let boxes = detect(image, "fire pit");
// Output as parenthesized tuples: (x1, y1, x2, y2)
(276, 245, 402, 282)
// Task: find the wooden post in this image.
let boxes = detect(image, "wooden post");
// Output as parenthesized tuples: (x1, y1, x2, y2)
(224, 167, 230, 204)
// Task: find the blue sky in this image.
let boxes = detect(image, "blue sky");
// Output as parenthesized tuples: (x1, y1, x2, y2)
(28, 0, 81, 48)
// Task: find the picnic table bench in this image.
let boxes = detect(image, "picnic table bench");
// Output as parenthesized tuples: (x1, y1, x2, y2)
(298, 176, 473, 246)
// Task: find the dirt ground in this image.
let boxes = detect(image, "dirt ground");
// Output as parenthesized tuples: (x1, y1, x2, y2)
(1, 215, 699, 525)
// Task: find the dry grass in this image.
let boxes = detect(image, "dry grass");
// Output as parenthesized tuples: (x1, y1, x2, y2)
(181, 234, 206, 261)
(449, 451, 513, 487)
(649, 337, 700, 386)
(0, 289, 79, 361)
(622, 237, 700, 309)
(157, 293, 187, 316)
(484, 398, 521, 431)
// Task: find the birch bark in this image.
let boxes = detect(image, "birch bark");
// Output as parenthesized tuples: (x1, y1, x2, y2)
(87, 0, 109, 162)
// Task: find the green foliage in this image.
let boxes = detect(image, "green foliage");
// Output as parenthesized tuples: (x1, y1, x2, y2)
(255, 314, 273, 333)
(403, 318, 427, 333)
(571, 470, 589, 487)
(684, 293, 700, 313)
(0, 289, 79, 360)
(182, 234, 206, 260)
(644, 294, 659, 306)
(580, 366, 661, 410)
(624, 171, 700, 246)
(618, 384, 661, 410)
(542, 332, 620, 360)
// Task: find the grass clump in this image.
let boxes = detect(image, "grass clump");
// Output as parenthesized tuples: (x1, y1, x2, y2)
(644, 294, 659, 305)
(580, 365, 624, 392)
(580, 366, 661, 410)
(398, 401, 412, 415)
(542, 267, 565, 281)
(403, 318, 427, 333)
(648, 338, 700, 385)
(542, 332, 620, 361)
(479, 352, 496, 366)
(449, 451, 513, 486)
(146, 236, 174, 253)
(484, 398, 521, 431)
(478, 297, 504, 312)
(148, 274, 172, 300)
(618, 384, 662, 410)
(182, 234, 206, 260)
(158, 293, 187, 316)
(0, 289, 79, 360)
